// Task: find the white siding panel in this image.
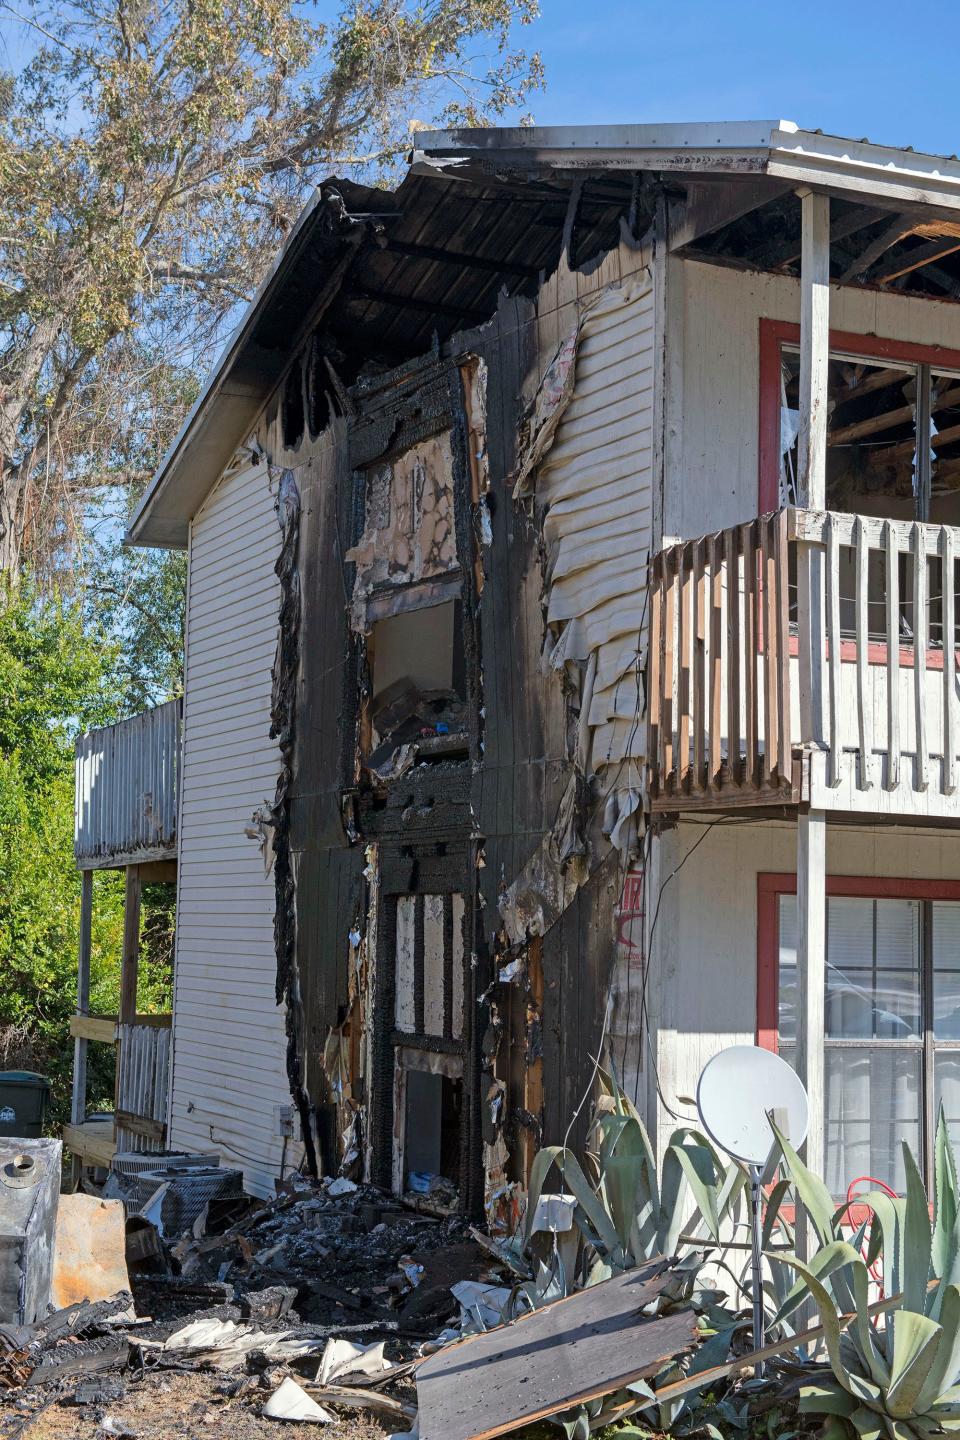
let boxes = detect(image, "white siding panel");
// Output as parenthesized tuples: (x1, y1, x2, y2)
(169, 461, 294, 1198)
(534, 278, 655, 811)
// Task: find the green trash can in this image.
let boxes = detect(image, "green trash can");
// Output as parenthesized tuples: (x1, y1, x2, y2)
(0, 1072, 51, 1137)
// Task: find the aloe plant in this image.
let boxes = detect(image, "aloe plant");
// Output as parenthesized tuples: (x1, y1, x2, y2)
(771, 1113, 960, 1440)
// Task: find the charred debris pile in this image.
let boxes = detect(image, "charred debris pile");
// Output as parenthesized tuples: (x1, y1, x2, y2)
(0, 1170, 519, 1438)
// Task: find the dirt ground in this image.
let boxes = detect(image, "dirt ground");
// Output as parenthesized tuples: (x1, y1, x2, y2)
(13, 1370, 410, 1439)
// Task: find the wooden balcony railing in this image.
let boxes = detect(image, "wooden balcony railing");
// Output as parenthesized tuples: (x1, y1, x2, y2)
(648, 508, 960, 817)
(66, 1012, 171, 1156)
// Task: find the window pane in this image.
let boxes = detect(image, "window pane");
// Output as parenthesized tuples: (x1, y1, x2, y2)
(780, 349, 917, 520)
(929, 370, 960, 529)
(826, 897, 920, 1039)
(934, 902, 960, 1040)
(825, 1047, 921, 1195)
(778, 894, 797, 1043)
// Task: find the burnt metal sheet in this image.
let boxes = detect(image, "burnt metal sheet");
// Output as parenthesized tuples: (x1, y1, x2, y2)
(50, 1195, 129, 1310)
(74, 701, 180, 868)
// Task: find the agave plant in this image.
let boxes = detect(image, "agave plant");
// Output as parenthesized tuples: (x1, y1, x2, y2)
(521, 1074, 748, 1297)
(771, 1113, 960, 1440)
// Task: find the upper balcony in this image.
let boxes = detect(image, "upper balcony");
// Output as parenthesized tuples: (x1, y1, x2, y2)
(648, 507, 960, 823)
(74, 700, 181, 869)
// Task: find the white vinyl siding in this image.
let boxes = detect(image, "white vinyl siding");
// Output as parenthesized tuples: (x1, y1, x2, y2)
(535, 277, 655, 784)
(169, 461, 292, 1197)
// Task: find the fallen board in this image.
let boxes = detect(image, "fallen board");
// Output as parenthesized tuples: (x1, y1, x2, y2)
(415, 1261, 698, 1440)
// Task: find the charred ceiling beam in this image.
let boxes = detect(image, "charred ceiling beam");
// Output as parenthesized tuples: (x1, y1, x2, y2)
(350, 286, 491, 326)
(768, 204, 886, 270)
(875, 236, 960, 285)
(913, 261, 960, 299)
(383, 239, 542, 279)
(839, 214, 915, 283)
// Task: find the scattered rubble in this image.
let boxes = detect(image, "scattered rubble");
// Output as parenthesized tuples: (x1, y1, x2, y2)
(0, 1172, 494, 1438)
(0, 1161, 748, 1440)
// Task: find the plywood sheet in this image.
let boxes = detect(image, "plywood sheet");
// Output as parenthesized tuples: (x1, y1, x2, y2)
(416, 1262, 697, 1440)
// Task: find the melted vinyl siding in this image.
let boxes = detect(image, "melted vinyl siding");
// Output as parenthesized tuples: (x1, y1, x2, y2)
(537, 278, 655, 782)
(169, 460, 293, 1197)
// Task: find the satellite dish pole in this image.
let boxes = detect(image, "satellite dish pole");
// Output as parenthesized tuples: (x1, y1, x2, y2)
(696, 1045, 810, 1370)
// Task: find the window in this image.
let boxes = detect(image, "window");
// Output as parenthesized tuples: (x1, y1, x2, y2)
(388, 890, 467, 1210)
(760, 323, 960, 651)
(762, 323, 960, 524)
(758, 875, 960, 1196)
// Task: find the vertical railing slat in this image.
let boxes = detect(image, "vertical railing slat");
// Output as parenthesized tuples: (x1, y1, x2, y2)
(663, 553, 676, 789)
(855, 516, 873, 790)
(762, 517, 779, 784)
(678, 549, 692, 791)
(914, 522, 929, 792)
(745, 521, 760, 788)
(944, 526, 957, 796)
(693, 539, 707, 794)
(775, 510, 791, 784)
(827, 513, 843, 788)
(709, 534, 723, 789)
(885, 520, 900, 792)
(648, 553, 663, 797)
(725, 527, 741, 786)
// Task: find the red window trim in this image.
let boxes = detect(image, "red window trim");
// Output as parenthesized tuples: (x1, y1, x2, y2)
(756, 870, 960, 1051)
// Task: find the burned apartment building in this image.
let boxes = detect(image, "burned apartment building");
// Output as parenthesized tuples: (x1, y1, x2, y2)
(116, 121, 960, 1218)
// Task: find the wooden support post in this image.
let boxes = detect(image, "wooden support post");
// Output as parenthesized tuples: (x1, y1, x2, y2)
(120, 865, 142, 1024)
(796, 190, 830, 771)
(70, 869, 94, 1185)
(797, 189, 830, 509)
(795, 810, 826, 1190)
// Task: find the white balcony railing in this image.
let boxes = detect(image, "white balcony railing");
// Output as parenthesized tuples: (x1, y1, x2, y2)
(649, 508, 960, 818)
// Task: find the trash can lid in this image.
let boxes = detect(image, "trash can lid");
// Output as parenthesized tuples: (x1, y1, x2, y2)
(0, 1071, 50, 1087)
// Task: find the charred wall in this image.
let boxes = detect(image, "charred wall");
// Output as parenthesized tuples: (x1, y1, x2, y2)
(264, 195, 652, 1212)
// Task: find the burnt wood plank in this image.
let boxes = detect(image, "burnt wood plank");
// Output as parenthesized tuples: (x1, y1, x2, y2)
(415, 1262, 697, 1440)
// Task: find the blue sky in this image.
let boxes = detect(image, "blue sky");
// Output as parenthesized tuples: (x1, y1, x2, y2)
(529, 1, 960, 158)
(2, 2, 957, 160)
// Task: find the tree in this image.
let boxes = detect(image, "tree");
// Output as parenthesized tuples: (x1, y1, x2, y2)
(0, 584, 125, 1116)
(0, 0, 542, 578)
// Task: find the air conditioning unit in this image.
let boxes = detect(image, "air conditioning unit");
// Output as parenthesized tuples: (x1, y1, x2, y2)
(111, 1150, 219, 1181)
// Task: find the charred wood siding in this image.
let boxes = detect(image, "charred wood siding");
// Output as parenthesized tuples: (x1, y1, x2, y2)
(288, 422, 368, 1121)
(466, 293, 622, 1158)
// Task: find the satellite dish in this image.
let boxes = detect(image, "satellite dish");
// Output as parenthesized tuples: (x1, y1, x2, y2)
(696, 1044, 808, 1167)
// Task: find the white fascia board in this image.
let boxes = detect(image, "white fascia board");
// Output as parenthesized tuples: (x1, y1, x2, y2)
(413, 120, 787, 175)
(768, 126, 960, 210)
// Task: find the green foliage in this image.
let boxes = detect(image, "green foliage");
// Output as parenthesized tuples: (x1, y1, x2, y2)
(0, 579, 120, 784)
(0, 753, 123, 1120)
(772, 1114, 960, 1440)
(0, 584, 127, 1121)
(83, 490, 187, 707)
(522, 1075, 747, 1296)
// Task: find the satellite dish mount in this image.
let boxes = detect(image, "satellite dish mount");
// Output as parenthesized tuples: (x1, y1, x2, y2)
(696, 1045, 809, 1367)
